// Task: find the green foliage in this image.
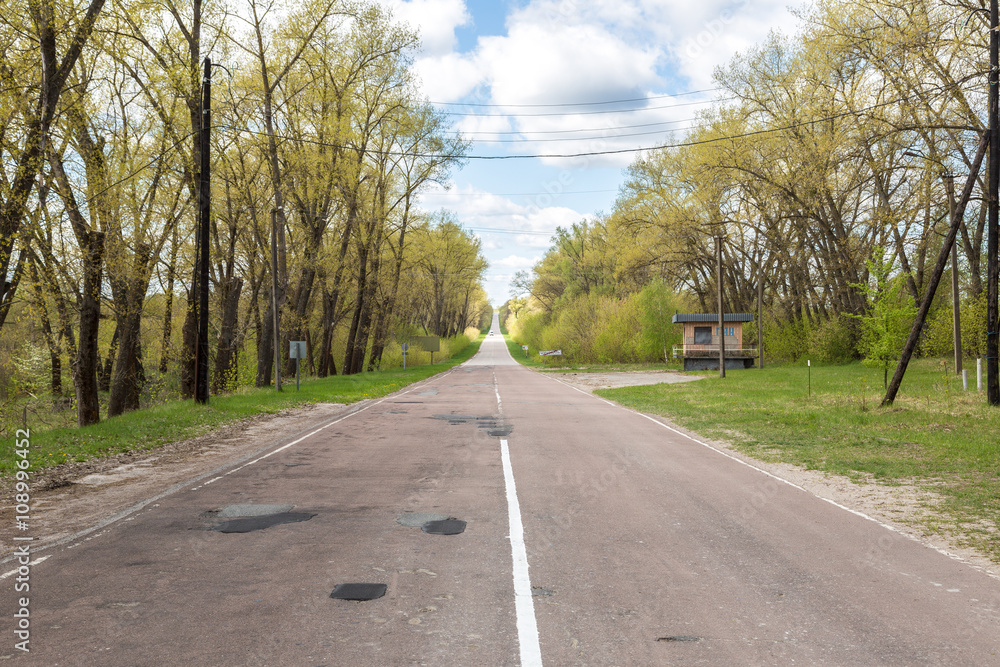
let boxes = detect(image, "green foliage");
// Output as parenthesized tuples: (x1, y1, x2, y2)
(762, 317, 810, 363)
(851, 253, 916, 384)
(509, 282, 686, 365)
(809, 313, 858, 364)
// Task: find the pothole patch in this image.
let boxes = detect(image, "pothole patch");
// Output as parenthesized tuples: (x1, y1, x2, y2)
(217, 504, 295, 518)
(656, 636, 701, 643)
(211, 512, 316, 533)
(330, 583, 387, 601)
(422, 519, 466, 535)
(398, 512, 449, 527)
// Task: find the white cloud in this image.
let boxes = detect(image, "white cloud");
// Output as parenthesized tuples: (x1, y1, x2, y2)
(380, 0, 471, 55)
(477, 22, 662, 107)
(412, 52, 483, 102)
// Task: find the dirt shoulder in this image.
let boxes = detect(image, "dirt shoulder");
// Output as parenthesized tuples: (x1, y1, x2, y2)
(0, 402, 355, 560)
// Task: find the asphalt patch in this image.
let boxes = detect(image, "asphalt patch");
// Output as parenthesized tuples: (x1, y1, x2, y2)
(217, 504, 295, 517)
(397, 512, 449, 527)
(657, 636, 701, 643)
(330, 583, 387, 601)
(422, 519, 466, 535)
(211, 512, 316, 533)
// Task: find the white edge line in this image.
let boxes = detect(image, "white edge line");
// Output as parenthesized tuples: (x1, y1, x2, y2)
(547, 376, 1000, 580)
(0, 555, 51, 580)
(500, 438, 543, 667)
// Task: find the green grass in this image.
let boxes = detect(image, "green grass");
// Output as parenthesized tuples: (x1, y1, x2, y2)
(1, 338, 482, 477)
(595, 359, 1000, 562)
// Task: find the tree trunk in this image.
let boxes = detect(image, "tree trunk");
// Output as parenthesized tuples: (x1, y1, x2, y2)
(108, 245, 151, 417)
(159, 226, 179, 374)
(256, 288, 275, 387)
(99, 324, 119, 393)
(74, 232, 105, 427)
(213, 277, 243, 394)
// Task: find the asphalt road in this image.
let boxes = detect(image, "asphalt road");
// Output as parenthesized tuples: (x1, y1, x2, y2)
(4, 316, 1000, 665)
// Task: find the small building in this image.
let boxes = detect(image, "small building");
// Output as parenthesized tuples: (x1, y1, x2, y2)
(672, 313, 757, 371)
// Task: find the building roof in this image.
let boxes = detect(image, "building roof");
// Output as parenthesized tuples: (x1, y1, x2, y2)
(672, 313, 754, 323)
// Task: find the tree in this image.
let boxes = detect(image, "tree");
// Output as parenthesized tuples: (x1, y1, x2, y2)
(852, 252, 916, 389)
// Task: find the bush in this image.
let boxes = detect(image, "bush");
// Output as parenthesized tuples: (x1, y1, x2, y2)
(809, 314, 858, 363)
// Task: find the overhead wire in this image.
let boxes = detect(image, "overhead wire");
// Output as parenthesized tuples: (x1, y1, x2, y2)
(219, 81, 972, 160)
(427, 88, 723, 108)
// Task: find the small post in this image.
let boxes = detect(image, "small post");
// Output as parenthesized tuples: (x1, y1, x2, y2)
(979, 358, 984, 392)
(296, 356, 300, 391)
(808, 359, 811, 398)
(963, 369, 969, 391)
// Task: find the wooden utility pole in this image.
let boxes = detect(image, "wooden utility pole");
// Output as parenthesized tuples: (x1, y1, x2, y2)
(271, 208, 282, 391)
(758, 273, 764, 369)
(716, 236, 726, 379)
(944, 174, 962, 375)
(195, 57, 211, 405)
(990, 0, 1000, 404)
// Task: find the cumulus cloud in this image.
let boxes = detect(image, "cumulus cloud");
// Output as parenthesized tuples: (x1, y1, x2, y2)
(380, 0, 471, 55)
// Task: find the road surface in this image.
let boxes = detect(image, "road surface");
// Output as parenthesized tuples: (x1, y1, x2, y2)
(3, 316, 999, 665)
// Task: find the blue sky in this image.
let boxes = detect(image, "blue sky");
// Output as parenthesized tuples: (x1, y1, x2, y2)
(378, 0, 802, 305)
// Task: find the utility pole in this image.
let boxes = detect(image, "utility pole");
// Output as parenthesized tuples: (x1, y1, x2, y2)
(944, 174, 962, 375)
(271, 208, 282, 391)
(716, 235, 726, 379)
(195, 57, 211, 405)
(758, 270, 764, 369)
(990, 0, 1000, 405)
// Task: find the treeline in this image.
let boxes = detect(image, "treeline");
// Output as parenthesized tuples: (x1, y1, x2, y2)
(0, 0, 489, 427)
(509, 0, 991, 366)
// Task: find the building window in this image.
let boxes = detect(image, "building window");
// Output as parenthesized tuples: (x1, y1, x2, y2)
(694, 326, 712, 344)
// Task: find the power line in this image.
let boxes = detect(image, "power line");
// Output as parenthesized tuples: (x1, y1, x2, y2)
(418, 188, 618, 196)
(428, 88, 722, 108)
(451, 117, 699, 136)
(456, 125, 696, 144)
(436, 97, 728, 118)
(220, 82, 970, 161)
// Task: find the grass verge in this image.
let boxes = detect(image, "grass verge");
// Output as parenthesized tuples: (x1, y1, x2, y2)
(595, 359, 1000, 563)
(1, 338, 482, 477)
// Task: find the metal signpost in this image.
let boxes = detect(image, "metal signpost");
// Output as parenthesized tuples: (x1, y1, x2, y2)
(402, 342, 409, 370)
(289, 341, 306, 391)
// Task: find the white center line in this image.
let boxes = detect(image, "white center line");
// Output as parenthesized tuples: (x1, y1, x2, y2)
(494, 370, 543, 666)
(500, 438, 543, 667)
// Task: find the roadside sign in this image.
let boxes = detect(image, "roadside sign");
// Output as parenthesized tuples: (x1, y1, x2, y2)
(401, 343, 409, 352)
(415, 336, 439, 352)
(521, 345, 528, 351)
(539, 349, 562, 356)
(289, 341, 307, 358)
